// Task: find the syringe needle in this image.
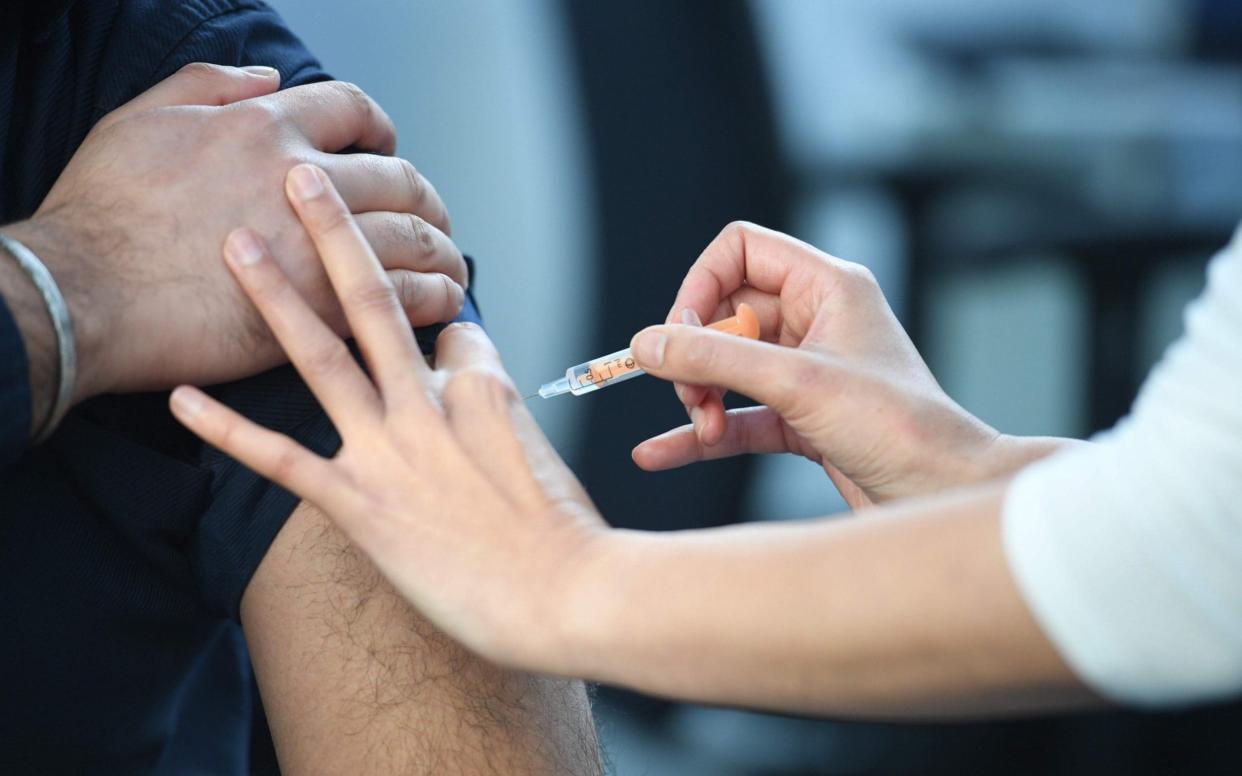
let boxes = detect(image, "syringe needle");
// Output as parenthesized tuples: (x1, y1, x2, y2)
(522, 390, 541, 401)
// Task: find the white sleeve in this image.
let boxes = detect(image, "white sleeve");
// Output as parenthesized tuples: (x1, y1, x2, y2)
(1001, 230, 1242, 708)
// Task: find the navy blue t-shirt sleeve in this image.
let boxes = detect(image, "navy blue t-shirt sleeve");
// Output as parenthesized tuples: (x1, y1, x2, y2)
(195, 281, 482, 619)
(0, 293, 31, 466)
(70, 0, 481, 618)
(104, 2, 486, 618)
(89, 1, 332, 619)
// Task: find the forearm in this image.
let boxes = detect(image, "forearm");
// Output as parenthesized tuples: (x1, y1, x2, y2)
(561, 482, 1098, 719)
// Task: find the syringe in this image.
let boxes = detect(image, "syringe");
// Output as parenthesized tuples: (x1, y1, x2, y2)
(528, 303, 760, 399)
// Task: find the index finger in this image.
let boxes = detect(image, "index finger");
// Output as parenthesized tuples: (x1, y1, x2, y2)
(434, 323, 590, 508)
(667, 221, 828, 328)
(285, 164, 430, 398)
(268, 81, 396, 154)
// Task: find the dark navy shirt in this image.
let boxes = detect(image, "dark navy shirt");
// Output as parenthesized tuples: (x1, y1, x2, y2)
(0, 2, 479, 772)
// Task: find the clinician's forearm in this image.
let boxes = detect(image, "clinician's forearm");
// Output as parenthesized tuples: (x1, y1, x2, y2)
(559, 482, 1099, 718)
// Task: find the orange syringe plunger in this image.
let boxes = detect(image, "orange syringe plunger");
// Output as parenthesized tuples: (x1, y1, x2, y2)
(535, 302, 761, 399)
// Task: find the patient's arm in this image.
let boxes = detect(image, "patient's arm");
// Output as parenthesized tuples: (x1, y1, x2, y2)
(241, 501, 602, 774)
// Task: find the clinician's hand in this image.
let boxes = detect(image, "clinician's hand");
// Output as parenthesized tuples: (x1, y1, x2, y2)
(170, 195, 1088, 717)
(170, 164, 605, 668)
(0, 63, 464, 429)
(631, 222, 1066, 507)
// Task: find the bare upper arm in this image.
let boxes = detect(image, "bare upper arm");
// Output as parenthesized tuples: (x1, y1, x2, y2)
(241, 500, 602, 774)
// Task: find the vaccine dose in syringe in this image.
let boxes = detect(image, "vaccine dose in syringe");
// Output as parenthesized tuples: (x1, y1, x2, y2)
(532, 303, 760, 399)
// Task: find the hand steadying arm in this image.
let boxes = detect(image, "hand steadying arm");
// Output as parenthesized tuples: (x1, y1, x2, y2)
(169, 168, 1098, 719)
(0, 61, 466, 458)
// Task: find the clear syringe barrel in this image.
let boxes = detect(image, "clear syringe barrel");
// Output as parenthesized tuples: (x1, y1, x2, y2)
(534, 302, 760, 399)
(566, 347, 644, 395)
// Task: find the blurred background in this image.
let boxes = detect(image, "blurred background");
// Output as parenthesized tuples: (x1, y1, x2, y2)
(269, 1, 1242, 773)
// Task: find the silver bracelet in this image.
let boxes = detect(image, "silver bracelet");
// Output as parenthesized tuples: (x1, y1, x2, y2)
(0, 232, 77, 443)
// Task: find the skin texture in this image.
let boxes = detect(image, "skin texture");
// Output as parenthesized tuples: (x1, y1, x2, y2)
(241, 501, 602, 774)
(0, 62, 465, 438)
(0, 62, 599, 769)
(632, 222, 1075, 509)
(172, 173, 1098, 719)
(567, 485, 1094, 717)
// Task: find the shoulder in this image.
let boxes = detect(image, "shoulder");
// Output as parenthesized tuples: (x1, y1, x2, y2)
(93, 0, 329, 120)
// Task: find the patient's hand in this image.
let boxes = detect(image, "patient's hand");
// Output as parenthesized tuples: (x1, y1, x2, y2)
(171, 163, 607, 673)
(2, 62, 464, 422)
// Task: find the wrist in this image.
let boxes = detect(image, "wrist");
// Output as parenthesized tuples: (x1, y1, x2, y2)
(546, 528, 639, 681)
(0, 229, 57, 435)
(976, 433, 1079, 481)
(2, 215, 111, 404)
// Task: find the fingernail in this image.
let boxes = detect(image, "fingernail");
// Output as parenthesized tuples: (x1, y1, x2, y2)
(225, 229, 264, 266)
(690, 405, 705, 437)
(288, 164, 324, 201)
(171, 386, 203, 418)
(681, 308, 702, 326)
(632, 329, 667, 368)
(242, 65, 278, 78)
(447, 277, 465, 313)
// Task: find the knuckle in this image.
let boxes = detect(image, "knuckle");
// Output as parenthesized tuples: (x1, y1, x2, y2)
(304, 338, 354, 377)
(244, 262, 288, 301)
(226, 100, 281, 134)
(362, 211, 400, 253)
(445, 367, 516, 407)
(721, 220, 759, 244)
(681, 338, 719, 375)
(214, 413, 241, 453)
(177, 61, 223, 81)
(793, 354, 837, 404)
(405, 213, 436, 255)
(333, 80, 372, 119)
(268, 442, 302, 482)
(391, 272, 423, 311)
(841, 261, 879, 290)
(397, 158, 426, 205)
(795, 354, 828, 389)
(214, 414, 235, 451)
(307, 197, 353, 233)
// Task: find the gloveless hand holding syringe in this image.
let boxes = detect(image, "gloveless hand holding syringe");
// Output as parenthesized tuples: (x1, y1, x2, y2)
(176, 186, 1124, 724)
(525, 303, 760, 399)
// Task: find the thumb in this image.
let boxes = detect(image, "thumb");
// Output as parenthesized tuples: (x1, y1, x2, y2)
(631, 324, 826, 416)
(105, 62, 281, 122)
